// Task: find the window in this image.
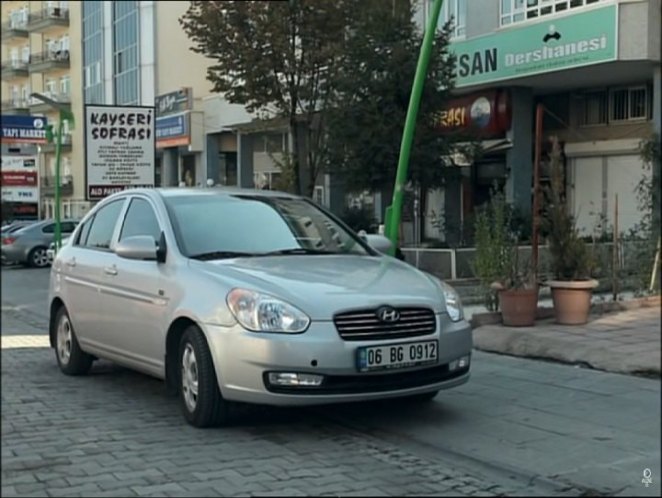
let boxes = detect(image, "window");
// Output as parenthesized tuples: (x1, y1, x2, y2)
(119, 198, 161, 242)
(60, 35, 70, 52)
(610, 86, 649, 122)
(501, 0, 604, 25)
(426, 0, 466, 38)
(61, 222, 78, 233)
(10, 48, 19, 65)
(21, 46, 30, 63)
(113, 1, 139, 105)
(581, 90, 607, 126)
(83, 200, 125, 249)
(42, 224, 55, 233)
(60, 76, 70, 97)
(45, 79, 57, 97)
(21, 85, 30, 104)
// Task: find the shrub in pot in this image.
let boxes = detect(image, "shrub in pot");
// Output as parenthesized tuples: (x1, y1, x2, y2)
(474, 187, 538, 325)
(543, 137, 598, 325)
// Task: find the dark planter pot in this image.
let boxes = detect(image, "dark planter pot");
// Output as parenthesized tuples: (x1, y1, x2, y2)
(548, 279, 599, 325)
(499, 287, 538, 327)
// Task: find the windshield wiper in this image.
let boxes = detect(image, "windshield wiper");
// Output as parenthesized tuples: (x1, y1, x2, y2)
(189, 251, 258, 260)
(260, 248, 340, 256)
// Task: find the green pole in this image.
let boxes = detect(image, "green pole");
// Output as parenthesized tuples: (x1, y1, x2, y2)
(384, 0, 444, 255)
(54, 112, 63, 252)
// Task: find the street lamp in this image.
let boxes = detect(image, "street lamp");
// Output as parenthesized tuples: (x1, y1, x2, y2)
(30, 92, 73, 253)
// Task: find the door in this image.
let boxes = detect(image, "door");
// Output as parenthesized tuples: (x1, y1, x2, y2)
(97, 196, 168, 376)
(61, 199, 126, 349)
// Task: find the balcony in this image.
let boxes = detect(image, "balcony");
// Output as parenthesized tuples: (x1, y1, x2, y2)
(1, 20, 29, 41)
(1, 61, 29, 80)
(27, 7, 69, 33)
(40, 175, 74, 197)
(39, 133, 72, 153)
(29, 50, 70, 73)
(29, 93, 71, 113)
(1, 99, 30, 114)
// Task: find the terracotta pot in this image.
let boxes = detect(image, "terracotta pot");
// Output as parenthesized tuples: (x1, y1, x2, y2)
(548, 279, 599, 325)
(499, 287, 538, 327)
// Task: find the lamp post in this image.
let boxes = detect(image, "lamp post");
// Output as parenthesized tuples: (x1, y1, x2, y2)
(30, 92, 73, 253)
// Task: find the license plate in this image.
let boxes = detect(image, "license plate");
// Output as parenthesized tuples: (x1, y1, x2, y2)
(357, 340, 438, 372)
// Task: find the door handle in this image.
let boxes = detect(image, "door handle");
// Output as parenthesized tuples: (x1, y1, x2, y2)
(65, 257, 76, 267)
(104, 265, 118, 276)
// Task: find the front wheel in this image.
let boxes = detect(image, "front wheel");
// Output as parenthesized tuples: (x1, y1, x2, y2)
(178, 325, 232, 428)
(54, 307, 93, 375)
(28, 246, 50, 268)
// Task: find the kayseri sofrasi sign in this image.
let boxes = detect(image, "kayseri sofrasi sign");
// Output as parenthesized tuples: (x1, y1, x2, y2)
(452, 4, 617, 88)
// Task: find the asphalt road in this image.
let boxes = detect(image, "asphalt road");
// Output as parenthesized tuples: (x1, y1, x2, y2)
(1, 266, 660, 497)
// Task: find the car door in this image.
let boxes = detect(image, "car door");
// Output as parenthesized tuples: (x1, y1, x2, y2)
(61, 199, 126, 352)
(97, 195, 168, 377)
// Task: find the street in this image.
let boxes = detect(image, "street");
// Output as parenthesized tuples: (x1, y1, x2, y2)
(1, 266, 660, 497)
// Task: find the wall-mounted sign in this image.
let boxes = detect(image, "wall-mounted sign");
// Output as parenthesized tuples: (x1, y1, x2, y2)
(451, 4, 617, 88)
(1, 155, 39, 207)
(435, 89, 511, 138)
(84, 105, 155, 201)
(1, 156, 37, 171)
(1, 115, 48, 144)
(1, 171, 38, 187)
(155, 88, 193, 117)
(1, 187, 39, 202)
(156, 112, 190, 148)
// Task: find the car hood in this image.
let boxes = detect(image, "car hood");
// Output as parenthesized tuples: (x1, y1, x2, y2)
(191, 255, 446, 320)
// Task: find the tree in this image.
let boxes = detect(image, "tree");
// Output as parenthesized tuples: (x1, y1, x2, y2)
(325, 0, 459, 194)
(180, 0, 347, 196)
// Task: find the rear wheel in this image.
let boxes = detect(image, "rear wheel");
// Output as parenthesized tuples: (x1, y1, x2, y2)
(178, 325, 232, 427)
(55, 307, 93, 375)
(28, 246, 49, 268)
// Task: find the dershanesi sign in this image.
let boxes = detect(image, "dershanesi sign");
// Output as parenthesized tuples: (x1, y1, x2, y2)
(85, 105, 155, 201)
(452, 4, 617, 88)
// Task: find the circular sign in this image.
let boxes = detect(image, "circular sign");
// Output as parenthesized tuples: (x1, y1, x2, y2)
(33, 118, 45, 129)
(470, 97, 491, 128)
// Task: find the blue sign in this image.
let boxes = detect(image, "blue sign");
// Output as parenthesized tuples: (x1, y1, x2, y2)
(156, 113, 189, 147)
(1, 115, 49, 144)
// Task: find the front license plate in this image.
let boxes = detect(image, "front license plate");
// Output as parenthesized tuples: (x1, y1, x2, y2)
(357, 340, 438, 372)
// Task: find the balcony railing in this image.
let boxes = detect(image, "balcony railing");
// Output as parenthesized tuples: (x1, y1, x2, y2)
(1, 20, 29, 40)
(29, 50, 70, 73)
(27, 7, 69, 31)
(0, 61, 30, 80)
(29, 92, 71, 111)
(1, 99, 30, 112)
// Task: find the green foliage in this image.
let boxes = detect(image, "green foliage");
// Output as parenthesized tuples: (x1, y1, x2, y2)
(340, 206, 378, 233)
(473, 187, 515, 311)
(180, 1, 347, 196)
(324, 0, 458, 193)
(542, 137, 596, 281)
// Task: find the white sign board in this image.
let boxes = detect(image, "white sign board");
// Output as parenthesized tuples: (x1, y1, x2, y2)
(1, 155, 37, 171)
(85, 105, 155, 200)
(1, 187, 38, 202)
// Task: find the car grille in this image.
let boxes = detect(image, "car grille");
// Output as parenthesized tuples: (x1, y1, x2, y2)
(333, 307, 436, 341)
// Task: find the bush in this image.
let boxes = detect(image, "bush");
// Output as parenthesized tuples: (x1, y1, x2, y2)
(341, 206, 378, 233)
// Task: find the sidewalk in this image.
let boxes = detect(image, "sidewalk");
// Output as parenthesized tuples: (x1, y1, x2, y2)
(472, 304, 661, 377)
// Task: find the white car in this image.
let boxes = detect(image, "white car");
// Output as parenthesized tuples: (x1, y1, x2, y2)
(47, 236, 70, 265)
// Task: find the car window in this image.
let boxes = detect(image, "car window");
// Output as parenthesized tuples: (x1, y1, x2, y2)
(42, 224, 55, 234)
(61, 222, 78, 233)
(75, 219, 93, 246)
(84, 200, 125, 250)
(119, 198, 161, 242)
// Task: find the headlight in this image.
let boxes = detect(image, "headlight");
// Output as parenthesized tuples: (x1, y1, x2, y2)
(440, 281, 464, 322)
(226, 288, 310, 333)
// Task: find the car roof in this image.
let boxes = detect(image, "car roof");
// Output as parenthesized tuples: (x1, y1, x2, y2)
(112, 187, 302, 202)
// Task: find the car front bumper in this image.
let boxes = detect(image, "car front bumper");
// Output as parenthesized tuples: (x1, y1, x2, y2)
(203, 314, 473, 406)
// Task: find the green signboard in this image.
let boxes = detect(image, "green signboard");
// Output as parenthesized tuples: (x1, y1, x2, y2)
(452, 4, 618, 88)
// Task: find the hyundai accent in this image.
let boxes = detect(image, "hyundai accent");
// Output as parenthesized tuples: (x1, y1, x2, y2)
(49, 188, 472, 427)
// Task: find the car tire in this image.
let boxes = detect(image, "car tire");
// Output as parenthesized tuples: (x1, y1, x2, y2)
(178, 325, 232, 428)
(405, 390, 439, 402)
(54, 307, 93, 376)
(28, 246, 50, 268)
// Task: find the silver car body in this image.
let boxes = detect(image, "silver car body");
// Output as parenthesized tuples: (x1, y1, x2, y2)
(2, 219, 79, 267)
(49, 188, 472, 406)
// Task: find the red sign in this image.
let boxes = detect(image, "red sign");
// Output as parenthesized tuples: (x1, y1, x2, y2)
(435, 89, 511, 138)
(1, 171, 38, 187)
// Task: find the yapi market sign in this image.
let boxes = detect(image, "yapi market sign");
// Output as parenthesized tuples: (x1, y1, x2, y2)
(452, 4, 617, 87)
(1, 115, 48, 144)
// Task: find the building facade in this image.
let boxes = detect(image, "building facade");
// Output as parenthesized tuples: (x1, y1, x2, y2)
(2, 0, 85, 220)
(417, 0, 661, 245)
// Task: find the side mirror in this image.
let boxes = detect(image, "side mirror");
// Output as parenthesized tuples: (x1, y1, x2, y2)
(116, 235, 158, 261)
(364, 234, 392, 254)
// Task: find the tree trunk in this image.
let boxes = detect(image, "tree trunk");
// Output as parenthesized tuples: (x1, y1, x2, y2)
(289, 115, 302, 195)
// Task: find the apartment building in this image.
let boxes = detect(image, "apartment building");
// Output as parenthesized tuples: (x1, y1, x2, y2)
(416, 0, 661, 245)
(1, 0, 83, 219)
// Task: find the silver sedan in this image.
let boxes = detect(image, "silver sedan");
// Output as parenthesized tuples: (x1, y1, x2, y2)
(49, 188, 472, 427)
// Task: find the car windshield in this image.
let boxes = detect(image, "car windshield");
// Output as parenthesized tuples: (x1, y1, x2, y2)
(164, 194, 373, 259)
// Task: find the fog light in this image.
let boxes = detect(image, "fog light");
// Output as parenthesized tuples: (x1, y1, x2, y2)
(458, 356, 470, 369)
(449, 360, 459, 371)
(268, 372, 324, 387)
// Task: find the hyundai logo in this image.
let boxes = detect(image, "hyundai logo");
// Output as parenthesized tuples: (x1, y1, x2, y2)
(376, 306, 400, 323)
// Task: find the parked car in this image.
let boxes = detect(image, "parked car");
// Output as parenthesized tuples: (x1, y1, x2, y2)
(1, 220, 35, 236)
(49, 188, 472, 427)
(2, 219, 79, 268)
(46, 236, 71, 265)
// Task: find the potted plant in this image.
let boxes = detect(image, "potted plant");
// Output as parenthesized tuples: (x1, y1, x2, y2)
(543, 137, 598, 325)
(474, 187, 538, 326)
